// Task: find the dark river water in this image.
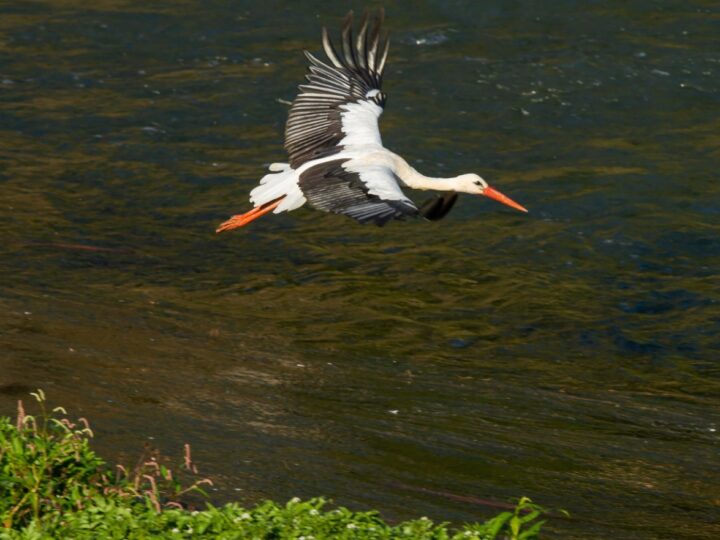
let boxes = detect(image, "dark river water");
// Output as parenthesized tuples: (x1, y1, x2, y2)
(1, 1, 719, 538)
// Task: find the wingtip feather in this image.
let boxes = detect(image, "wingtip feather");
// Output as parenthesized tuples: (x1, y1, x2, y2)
(377, 37, 390, 78)
(322, 27, 344, 69)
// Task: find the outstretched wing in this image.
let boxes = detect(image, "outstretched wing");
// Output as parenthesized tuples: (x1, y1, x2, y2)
(284, 10, 390, 169)
(298, 159, 418, 226)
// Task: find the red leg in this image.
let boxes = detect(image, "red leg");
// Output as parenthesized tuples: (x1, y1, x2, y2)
(215, 197, 285, 233)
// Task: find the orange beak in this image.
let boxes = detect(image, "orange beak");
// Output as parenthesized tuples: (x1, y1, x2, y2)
(482, 186, 528, 213)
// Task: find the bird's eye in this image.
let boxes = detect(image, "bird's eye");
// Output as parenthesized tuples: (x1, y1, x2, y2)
(474, 181, 482, 186)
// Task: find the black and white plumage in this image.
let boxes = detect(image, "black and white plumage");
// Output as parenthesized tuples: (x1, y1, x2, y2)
(299, 159, 418, 224)
(285, 10, 388, 169)
(216, 9, 526, 233)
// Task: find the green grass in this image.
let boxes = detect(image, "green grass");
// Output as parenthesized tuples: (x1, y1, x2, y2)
(0, 391, 552, 539)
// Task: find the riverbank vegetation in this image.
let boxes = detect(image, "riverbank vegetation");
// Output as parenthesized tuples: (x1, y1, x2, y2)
(1, 391, 549, 539)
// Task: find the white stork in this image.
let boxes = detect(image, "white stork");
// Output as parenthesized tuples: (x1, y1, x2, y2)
(216, 9, 527, 233)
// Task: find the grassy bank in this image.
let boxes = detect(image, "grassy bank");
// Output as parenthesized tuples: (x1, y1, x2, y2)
(0, 391, 549, 539)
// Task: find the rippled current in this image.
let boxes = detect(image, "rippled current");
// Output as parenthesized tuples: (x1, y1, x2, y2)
(1, 1, 719, 538)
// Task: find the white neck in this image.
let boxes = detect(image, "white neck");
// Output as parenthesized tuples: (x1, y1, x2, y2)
(390, 153, 461, 192)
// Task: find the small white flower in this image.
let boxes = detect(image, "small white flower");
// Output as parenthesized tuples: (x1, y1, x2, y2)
(171, 528, 179, 534)
(191, 511, 199, 516)
(346, 523, 357, 529)
(309, 509, 319, 516)
(289, 497, 301, 504)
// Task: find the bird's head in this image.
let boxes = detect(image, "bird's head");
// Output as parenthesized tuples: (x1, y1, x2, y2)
(456, 173, 528, 213)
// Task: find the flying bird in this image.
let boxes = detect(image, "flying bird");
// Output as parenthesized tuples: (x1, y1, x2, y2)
(216, 9, 526, 233)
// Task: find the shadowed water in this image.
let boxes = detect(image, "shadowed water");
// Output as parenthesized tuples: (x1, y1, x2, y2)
(1, 1, 719, 538)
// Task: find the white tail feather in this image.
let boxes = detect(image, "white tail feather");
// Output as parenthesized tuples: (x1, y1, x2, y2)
(250, 165, 306, 213)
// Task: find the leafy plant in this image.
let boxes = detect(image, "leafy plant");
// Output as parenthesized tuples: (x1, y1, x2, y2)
(461, 496, 559, 540)
(0, 390, 209, 530)
(0, 390, 103, 528)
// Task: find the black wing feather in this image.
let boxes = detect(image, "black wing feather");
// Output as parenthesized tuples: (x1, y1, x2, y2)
(299, 159, 418, 226)
(419, 193, 459, 221)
